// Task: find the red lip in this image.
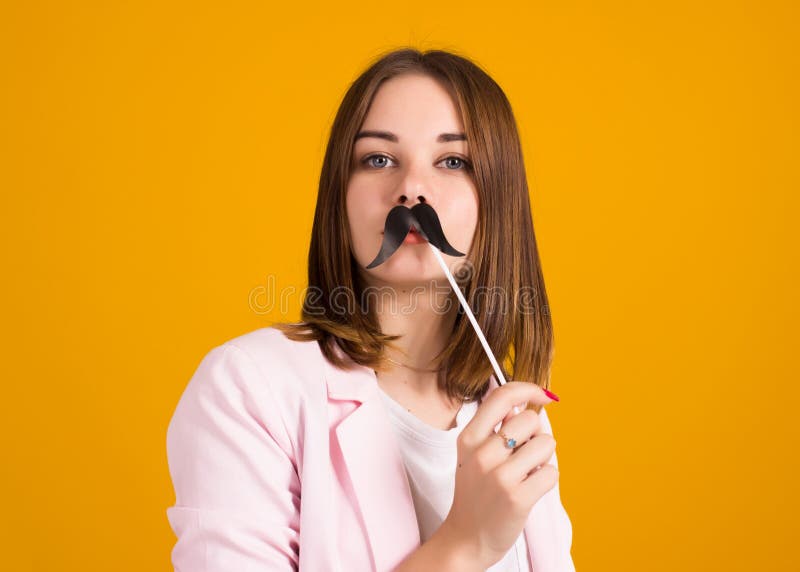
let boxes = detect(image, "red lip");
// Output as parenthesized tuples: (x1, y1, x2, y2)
(380, 228, 425, 244)
(380, 228, 420, 234)
(403, 228, 426, 244)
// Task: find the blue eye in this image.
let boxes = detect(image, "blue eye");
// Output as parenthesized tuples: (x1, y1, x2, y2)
(360, 153, 472, 171)
(440, 156, 472, 170)
(362, 154, 395, 169)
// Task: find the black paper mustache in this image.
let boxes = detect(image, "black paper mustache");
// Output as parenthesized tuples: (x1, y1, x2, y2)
(366, 203, 465, 269)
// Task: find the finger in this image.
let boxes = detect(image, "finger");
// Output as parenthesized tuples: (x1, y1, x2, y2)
(500, 400, 528, 424)
(476, 409, 540, 466)
(500, 433, 556, 483)
(474, 409, 541, 463)
(501, 406, 522, 425)
(464, 381, 555, 443)
(499, 408, 542, 446)
(518, 462, 559, 505)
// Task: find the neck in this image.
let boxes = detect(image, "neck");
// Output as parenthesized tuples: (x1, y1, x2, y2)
(366, 279, 459, 401)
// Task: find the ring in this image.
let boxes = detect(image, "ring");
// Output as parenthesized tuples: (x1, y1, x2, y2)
(496, 430, 518, 449)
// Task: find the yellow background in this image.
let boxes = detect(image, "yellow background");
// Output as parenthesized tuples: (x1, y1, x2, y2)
(2, 1, 797, 570)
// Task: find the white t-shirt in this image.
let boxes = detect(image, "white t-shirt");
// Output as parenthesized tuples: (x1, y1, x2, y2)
(377, 384, 533, 572)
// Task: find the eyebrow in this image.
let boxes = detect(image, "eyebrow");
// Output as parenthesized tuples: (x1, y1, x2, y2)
(354, 130, 467, 143)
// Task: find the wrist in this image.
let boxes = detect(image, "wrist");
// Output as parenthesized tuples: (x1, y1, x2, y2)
(431, 520, 486, 572)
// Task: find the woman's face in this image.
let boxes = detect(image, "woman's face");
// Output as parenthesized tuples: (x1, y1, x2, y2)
(346, 73, 479, 289)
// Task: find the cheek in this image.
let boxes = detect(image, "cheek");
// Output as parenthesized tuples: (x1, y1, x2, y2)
(345, 194, 363, 249)
(443, 189, 479, 249)
(345, 181, 380, 261)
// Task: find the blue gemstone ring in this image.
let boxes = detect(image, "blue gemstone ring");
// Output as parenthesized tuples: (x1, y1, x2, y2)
(497, 430, 518, 449)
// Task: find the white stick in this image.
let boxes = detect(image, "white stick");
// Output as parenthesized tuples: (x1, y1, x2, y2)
(428, 244, 517, 412)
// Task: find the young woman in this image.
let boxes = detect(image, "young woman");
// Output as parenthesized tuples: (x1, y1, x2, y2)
(166, 48, 575, 571)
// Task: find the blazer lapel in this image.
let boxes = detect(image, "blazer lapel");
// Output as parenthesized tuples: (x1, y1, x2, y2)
(323, 347, 421, 571)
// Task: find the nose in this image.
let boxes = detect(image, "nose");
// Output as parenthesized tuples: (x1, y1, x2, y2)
(397, 194, 427, 205)
(394, 157, 434, 206)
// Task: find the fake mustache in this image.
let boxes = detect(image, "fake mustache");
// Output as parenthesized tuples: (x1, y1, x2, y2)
(365, 202, 466, 269)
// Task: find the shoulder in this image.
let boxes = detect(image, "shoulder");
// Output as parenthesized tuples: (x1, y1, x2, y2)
(224, 324, 325, 380)
(192, 325, 328, 405)
(169, 325, 329, 456)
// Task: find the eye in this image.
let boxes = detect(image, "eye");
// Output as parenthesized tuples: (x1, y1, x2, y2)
(359, 153, 473, 171)
(439, 155, 472, 171)
(361, 153, 396, 169)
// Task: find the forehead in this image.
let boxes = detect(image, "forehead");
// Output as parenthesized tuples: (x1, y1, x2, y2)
(358, 73, 465, 138)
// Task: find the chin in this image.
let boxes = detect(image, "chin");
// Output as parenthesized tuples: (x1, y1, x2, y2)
(356, 244, 450, 283)
(371, 264, 448, 289)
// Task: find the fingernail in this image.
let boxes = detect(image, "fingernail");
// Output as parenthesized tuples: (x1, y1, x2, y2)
(512, 405, 520, 415)
(543, 388, 560, 402)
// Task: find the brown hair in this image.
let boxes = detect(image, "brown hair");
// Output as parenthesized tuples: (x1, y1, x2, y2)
(274, 47, 554, 411)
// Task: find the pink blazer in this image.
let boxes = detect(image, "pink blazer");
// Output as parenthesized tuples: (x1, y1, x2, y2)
(166, 326, 575, 571)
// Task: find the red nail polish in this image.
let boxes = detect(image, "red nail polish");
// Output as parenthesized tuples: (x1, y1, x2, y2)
(543, 388, 560, 402)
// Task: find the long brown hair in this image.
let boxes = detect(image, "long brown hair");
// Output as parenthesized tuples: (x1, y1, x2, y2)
(274, 47, 554, 410)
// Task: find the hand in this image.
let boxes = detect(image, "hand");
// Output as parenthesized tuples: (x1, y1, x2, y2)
(440, 381, 560, 569)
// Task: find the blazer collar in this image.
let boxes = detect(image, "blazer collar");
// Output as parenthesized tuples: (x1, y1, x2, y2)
(322, 345, 420, 570)
(322, 344, 549, 571)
